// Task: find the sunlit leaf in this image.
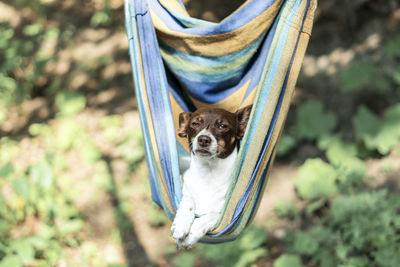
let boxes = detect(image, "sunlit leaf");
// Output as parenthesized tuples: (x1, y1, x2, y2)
(0, 255, 23, 267)
(23, 23, 43, 36)
(90, 11, 111, 27)
(28, 123, 51, 136)
(12, 178, 30, 199)
(55, 91, 86, 116)
(11, 239, 35, 265)
(295, 159, 337, 200)
(30, 161, 53, 189)
(59, 219, 84, 234)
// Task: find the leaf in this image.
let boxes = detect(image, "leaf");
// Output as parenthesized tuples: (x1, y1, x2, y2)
(79, 140, 101, 165)
(23, 23, 43, 36)
(99, 115, 123, 142)
(55, 91, 86, 116)
(292, 231, 319, 255)
(90, 11, 111, 27)
(59, 219, 84, 234)
(11, 239, 35, 265)
(0, 255, 23, 267)
(30, 161, 53, 189)
(12, 178, 30, 199)
(239, 226, 267, 250)
(56, 118, 83, 150)
(340, 63, 378, 93)
(28, 123, 50, 136)
(274, 254, 303, 267)
(294, 101, 337, 140)
(321, 136, 358, 165)
(274, 200, 298, 219)
(295, 159, 337, 200)
(353, 105, 381, 139)
(353, 105, 400, 154)
(0, 162, 14, 177)
(236, 248, 268, 267)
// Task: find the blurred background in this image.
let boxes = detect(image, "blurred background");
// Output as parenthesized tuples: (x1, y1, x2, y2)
(0, 0, 400, 266)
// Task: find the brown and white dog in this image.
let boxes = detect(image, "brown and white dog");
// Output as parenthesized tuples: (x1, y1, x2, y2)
(171, 105, 252, 249)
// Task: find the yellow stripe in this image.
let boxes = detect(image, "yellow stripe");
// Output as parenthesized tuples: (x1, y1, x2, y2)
(149, 0, 284, 56)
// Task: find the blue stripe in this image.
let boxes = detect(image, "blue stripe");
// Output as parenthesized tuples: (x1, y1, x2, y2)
(135, 0, 181, 210)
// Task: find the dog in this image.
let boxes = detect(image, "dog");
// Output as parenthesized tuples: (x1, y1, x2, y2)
(171, 105, 252, 249)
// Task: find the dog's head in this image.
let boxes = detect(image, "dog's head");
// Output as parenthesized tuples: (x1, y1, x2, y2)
(178, 105, 252, 159)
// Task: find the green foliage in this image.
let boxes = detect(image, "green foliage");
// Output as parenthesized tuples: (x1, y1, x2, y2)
(148, 202, 169, 227)
(340, 63, 381, 93)
(280, 153, 400, 267)
(273, 254, 303, 267)
(294, 159, 337, 201)
(276, 134, 296, 156)
(0, 22, 57, 105)
(99, 115, 124, 142)
(195, 226, 268, 267)
(55, 91, 87, 116)
(274, 200, 298, 220)
(293, 101, 337, 141)
(353, 104, 400, 155)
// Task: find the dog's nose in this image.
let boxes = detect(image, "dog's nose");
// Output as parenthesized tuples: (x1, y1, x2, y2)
(198, 135, 211, 147)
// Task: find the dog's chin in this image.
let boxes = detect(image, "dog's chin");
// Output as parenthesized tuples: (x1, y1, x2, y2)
(194, 149, 215, 158)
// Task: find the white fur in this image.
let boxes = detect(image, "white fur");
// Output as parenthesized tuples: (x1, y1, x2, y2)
(171, 129, 237, 249)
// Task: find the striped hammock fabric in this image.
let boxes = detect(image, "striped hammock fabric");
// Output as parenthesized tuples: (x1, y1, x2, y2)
(124, 0, 316, 243)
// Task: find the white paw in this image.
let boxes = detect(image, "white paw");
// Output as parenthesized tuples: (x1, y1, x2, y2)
(171, 222, 190, 241)
(177, 218, 212, 249)
(171, 215, 193, 241)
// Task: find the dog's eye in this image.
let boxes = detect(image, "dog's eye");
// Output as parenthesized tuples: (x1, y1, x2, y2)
(218, 124, 227, 129)
(192, 121, 200, 127)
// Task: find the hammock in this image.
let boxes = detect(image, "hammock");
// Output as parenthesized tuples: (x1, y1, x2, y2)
(124, 0, 316, 243)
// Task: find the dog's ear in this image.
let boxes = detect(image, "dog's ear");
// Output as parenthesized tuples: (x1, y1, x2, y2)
(178, 112, 192, 138)
(236, 105, 253, 138)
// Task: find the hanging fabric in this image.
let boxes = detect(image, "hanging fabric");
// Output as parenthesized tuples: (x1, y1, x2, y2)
(124, 0, 316, 243)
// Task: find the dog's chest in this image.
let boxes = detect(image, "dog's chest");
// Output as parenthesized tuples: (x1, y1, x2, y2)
(182, 149, 237, 215)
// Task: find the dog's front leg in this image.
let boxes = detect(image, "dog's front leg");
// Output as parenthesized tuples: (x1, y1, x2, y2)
(180, 212, 220, 249)
(171, 194, 195, 245)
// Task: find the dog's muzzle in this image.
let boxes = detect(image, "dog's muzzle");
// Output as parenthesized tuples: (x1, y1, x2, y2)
(193, 130, 217, 157)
